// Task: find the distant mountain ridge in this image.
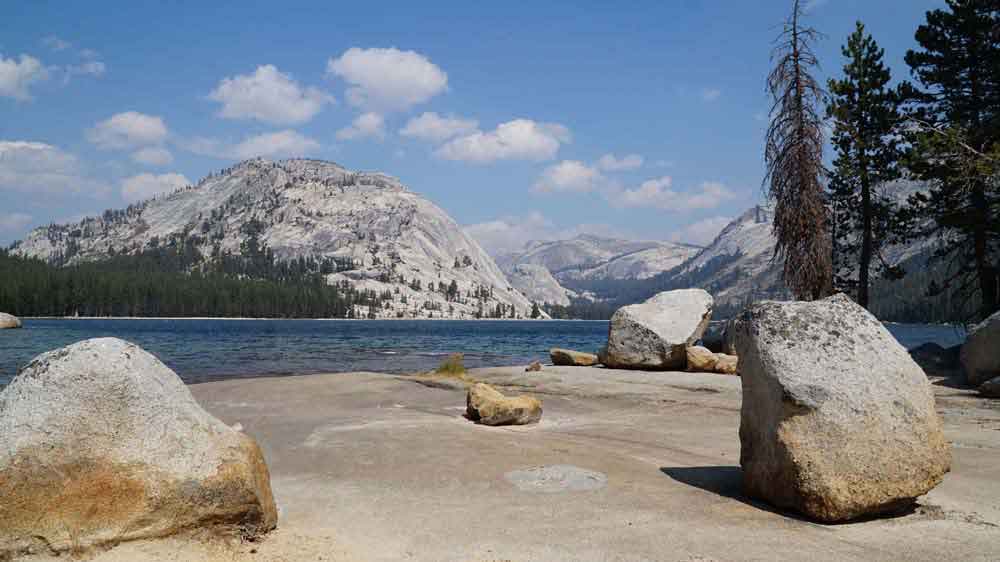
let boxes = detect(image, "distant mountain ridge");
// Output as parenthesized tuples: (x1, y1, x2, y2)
(12, 158, 539, 319)
(494, 179, 936, 319)
(495, 234, 700, 305)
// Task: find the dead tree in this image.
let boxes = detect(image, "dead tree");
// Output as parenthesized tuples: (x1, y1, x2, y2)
(764, 0, 833, 300)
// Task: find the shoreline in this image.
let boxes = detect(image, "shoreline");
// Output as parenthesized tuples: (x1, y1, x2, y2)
(21, 316, 605, 322)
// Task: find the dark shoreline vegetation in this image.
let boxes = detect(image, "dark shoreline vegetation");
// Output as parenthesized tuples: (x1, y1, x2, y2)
(0, 247, 381, 319)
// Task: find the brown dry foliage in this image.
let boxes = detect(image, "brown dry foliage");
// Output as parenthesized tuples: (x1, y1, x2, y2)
(764, 0, 833, 300)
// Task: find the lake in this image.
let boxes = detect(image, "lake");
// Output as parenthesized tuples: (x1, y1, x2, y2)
(0, 319, 968, 387)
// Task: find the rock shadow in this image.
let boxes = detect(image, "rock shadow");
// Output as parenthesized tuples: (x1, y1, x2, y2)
(660, 465, 920, 524)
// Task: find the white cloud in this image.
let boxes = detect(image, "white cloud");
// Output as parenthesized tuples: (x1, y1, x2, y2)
(612, 178, 736, 211)
(87, 111, 168, 149)
(184, 130, 321, 160)
(701, 88, 722, 102)
(465, 211, 634, 256)
(231, 130, 320, 159)
(400, 112, 478, 143)
(42, 36, 72, 51)
(131, 146, 174, 166)
(804, 0, 829, 13)
(64, 60, 106, 81)
(208, 65, 334, 125)
(533, 160, 605, 193)
(669, 215, 732, 246)
(0, 140, 109, 195)
(436, 119, 570, 163)
(464, 211, 556, 255)
(327, 47, 448, 112)
(0, 54, 49, 100)
(120, 172, 191, 203)
(596, 153, 643, 172)
(0, 212, 32, 233)
(336, 112, 386, 141)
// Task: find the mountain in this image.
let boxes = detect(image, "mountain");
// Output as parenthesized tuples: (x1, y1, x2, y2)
(628, 179, 938, 318)
(493, 234, 700, 304)
(508, 234, 698, 281)
(505, 263, 577, 307)
(657, 205, 786, 311)
(12, 158, 538, 319)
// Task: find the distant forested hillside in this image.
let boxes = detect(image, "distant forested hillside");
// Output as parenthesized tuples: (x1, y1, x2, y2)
(0, 243, 385, 319)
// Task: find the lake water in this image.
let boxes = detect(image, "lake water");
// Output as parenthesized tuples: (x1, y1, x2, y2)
(0, 319, 968, 387)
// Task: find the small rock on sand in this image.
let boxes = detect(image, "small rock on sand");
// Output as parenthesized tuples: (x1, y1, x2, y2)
(550, 348, 599, 366)
(686, 346, 718, 372)
(686, 346, 738, 375)
(714, 353, 738, 375)
(525, 360, 542, 372)
(466, 382, 542, 426)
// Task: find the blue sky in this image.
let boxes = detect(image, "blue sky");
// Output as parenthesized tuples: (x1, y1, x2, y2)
(1, 0, 943, 251)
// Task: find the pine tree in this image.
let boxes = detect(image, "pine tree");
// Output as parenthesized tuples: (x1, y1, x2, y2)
(765, 0, 832, 300)
(900, 0, 1000, 319)
(530, 302, 541, 319)
(826, 21, 903, 309)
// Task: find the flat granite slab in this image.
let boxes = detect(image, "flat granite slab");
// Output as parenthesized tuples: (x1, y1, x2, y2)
(24, 366, 1000, 561)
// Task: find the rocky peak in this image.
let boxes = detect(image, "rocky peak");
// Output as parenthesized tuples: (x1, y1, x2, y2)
(13, 159, 538, 319)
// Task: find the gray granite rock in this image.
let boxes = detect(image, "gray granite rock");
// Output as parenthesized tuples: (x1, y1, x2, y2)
(735, 294, 951, 522)
(603, 289, 713, 370)
(961, 310, 1000, 386)
(0, 338, 277, 557)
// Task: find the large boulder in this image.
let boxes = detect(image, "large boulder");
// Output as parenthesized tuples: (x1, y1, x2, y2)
(961, 310, 1000, 386)
(603, 289, 713, 370)
(466, 383, 542, 426)
(734, 295, 951, 522)
(0, 313, 21, 329)
(0, 338, 277, 557)
(550, 348, 599, 367)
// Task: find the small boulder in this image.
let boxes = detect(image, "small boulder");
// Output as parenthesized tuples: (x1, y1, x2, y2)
(685, 346, 718, 372)
(0, 338, 277, 557)
(525, 360, 542, 372)
(550, 348, 599, 367)
(961, 310, 1000, 386)
(735, 295, 951, 522)
(466, 383, 542, 426)
(685, 346, 738, 375)
(0, 313, 21, 329)
(980, 376, 1000, 398)
(603, 289, 713, 370)
(714, 353, 738, 375)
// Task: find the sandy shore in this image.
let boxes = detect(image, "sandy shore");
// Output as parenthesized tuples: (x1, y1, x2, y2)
(25, 365, 1000, 561)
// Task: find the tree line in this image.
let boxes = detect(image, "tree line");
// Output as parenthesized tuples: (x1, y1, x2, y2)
(0, 244, 385, 319)
(767, 0, 999, 321)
